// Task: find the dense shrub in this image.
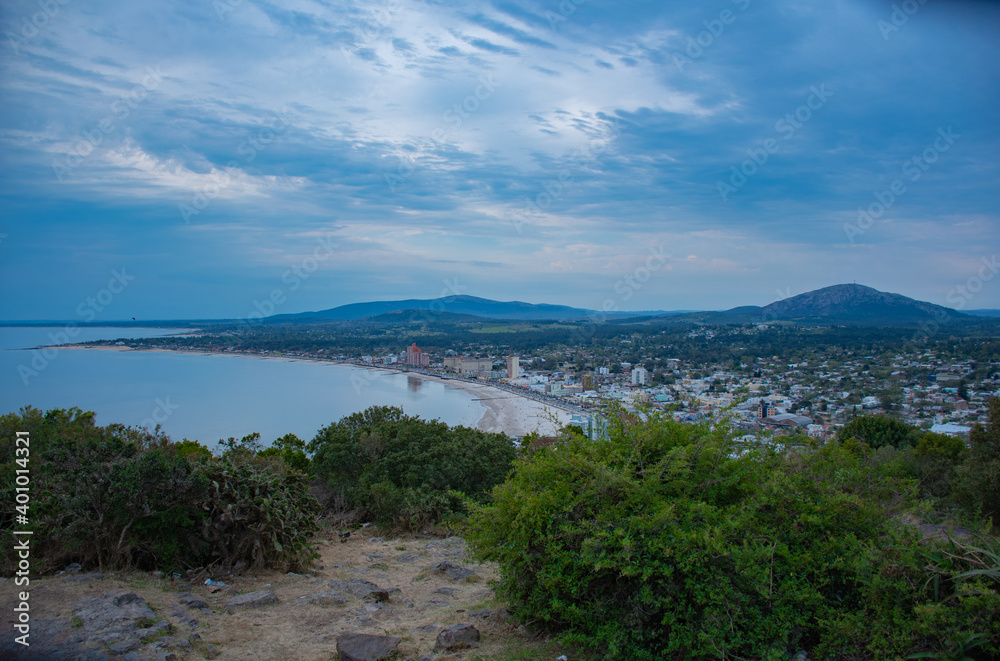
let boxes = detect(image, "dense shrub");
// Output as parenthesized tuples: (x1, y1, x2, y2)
(954, 396, 1000, 524)
(0, 407, 319, 575)
(838, 413, 919, 448)
(466, 408, 1000, 660)
(308, 406, 516, 528)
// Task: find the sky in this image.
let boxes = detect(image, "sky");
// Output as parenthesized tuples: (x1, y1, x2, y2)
(1, 0, 998, 321)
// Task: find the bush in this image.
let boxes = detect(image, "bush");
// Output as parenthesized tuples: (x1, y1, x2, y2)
(308, 406, 516, 528)
(0, 407, 319, 574)
(466, 408, 1000, 660)
(954, 397, 1000, 524)
(838, 414, 919, 449)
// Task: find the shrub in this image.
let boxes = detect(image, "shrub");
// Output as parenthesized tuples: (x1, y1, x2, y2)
(0, 407, 319, 574)
(308, 406, 516, 528)
(466, 407, 1000, 660)
(838, 414, 919, 449)
(954, 397, 1000, 524)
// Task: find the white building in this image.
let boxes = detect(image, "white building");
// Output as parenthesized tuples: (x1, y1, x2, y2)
(506, 355, 519, 380)
(631, 367, 648, 386)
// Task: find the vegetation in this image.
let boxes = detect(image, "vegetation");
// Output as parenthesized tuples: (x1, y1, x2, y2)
(466, 406, 1000, 660)
(0, 407, 319, 575)
(308, 405, 516, 529)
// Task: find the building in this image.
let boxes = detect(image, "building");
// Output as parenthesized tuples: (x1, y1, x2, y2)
(404, 343, 430, 367)
(443, 356, 492, 374)
(506, 355, 519, 380)
(631, 367, 648, 386)
(758, 400, 777, 419)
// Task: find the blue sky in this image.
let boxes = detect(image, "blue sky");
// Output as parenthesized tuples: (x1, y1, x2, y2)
(1, 0, 998, 321)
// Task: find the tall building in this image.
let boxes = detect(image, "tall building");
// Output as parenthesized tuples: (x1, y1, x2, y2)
(631, 367, 648, 386)
(506, 355, 519, 379)
(405, 343, 428, 366)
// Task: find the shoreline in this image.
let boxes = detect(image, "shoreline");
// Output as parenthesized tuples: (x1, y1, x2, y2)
(52, 344, 573, 437)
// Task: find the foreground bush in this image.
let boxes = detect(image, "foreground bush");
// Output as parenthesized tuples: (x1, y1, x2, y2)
(466, 409, 1000, 660)
(308, 406, 516, 528)
(0, 407, 319, 574)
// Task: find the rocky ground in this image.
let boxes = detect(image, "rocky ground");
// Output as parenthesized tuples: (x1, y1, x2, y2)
(1, 528, 573, 661)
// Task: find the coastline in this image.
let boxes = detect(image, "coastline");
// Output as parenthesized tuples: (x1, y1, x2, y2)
(54, 344, 572, 437)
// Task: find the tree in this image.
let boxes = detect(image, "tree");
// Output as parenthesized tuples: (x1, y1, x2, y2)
(258, 433, 311, 475)
(958, 378, 969, 401)
(838, 414, 918, 449)
(954, 396, 1000, 522)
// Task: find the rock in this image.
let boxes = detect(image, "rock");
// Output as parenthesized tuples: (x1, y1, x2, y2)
(203, 643, 221, 659)
(327, 578, 389, 600)
(63, 572, 104, 583)
(434, 623, 480, 651)
(108, 639, 141, 655)
(74, 591, 156, 632)
(336, 632, 402, 661)
(297, 591, 349, 606)
(177, 593, 209, 610)
(432, 587, 457, 596)
(432, 561, 476, 580)
(226, 590, 278, 612)
(169, 605, 198, 628)
(65, 562, 83, 574)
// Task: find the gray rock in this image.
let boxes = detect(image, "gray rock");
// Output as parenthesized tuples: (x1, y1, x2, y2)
(327, 578, 387, 599)
(108, 639, 141, 655)
(65, 562, 84, 573)
(225, 590, 278, 612)
(297, 590, 349, 606)
(434, 623, 480, 651)
(432, 587, 457, 596)
(63, 572, 105, 583)
(336, 632, 401, 661)
(432, 561, 476, 580)
(74, 591, 156, 632)
(177, 593, 208, 610)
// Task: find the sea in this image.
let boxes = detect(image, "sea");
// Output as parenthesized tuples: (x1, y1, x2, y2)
(0, 327, 486, 448)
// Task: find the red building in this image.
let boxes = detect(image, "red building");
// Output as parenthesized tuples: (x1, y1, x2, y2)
(405, 343, 429, 367)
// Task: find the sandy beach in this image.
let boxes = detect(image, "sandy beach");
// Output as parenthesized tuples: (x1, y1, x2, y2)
(55, 344, 573, 438)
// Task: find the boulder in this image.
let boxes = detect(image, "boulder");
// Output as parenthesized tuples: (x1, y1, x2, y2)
(434, 623, 480, 651)
(432, 561, 476, 580)
(225, 590, 278, 613)
(336, 632, 402, 661)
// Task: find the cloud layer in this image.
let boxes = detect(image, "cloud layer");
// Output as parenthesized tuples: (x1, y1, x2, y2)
(1, 0, 998, 319)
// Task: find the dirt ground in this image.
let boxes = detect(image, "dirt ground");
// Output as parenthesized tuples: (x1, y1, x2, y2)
(0, 525, 571, 660)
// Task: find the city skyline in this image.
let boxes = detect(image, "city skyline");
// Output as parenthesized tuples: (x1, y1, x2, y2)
(1, 0, 999, 320)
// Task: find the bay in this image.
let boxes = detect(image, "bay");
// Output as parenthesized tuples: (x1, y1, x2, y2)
(0, 327, 486, 448)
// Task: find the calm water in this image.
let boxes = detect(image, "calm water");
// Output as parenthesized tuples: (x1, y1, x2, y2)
(0, 327, 486, 448)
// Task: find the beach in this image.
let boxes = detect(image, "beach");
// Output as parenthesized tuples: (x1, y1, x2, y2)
(55, 345, 572, 438)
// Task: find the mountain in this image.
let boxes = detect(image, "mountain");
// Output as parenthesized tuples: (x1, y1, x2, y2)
(693, 283, 966, 326)
(266, 285, 970, 326)
(271, 295, 674, 322)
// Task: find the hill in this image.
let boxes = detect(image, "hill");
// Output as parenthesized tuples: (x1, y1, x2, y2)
(271, 295, 670, 322)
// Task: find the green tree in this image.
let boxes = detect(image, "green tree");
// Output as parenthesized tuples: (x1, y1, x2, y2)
(838, 414, 918, 449)
(308, 406, 516, 527)
(258, 433, 311, 475)
(954, 397, 1000, 522)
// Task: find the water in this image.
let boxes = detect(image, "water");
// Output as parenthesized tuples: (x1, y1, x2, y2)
(0, 327, 486, 448)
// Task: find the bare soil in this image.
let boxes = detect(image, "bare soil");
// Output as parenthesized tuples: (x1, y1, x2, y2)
(1, 526, 571, 660)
